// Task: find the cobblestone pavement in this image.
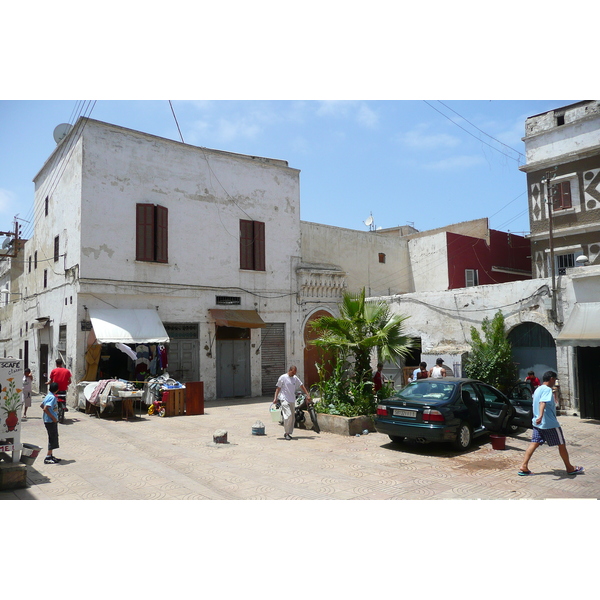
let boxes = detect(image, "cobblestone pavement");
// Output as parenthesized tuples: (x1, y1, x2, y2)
(2, 395, 600, 500)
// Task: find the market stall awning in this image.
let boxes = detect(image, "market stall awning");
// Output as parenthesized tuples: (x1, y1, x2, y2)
(556, 302, 600, 347)
(208, 309, 266, 328)
(89, 309, 170, 344)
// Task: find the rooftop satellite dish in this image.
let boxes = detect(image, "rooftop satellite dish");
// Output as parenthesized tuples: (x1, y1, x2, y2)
(53, 123, 72, 144)
(364, 215, 373, 227)
(1, 237, 11, 249)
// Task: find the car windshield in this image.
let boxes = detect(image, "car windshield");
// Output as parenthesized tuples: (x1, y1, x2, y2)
(395, 380, 456, 403)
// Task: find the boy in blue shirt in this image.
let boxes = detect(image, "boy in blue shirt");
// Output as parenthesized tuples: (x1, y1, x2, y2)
(518, 371, 583, 476)
(42, 382, 62, 465)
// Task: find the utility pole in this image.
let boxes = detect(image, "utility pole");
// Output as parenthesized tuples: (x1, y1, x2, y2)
(543, 169, 558, 323)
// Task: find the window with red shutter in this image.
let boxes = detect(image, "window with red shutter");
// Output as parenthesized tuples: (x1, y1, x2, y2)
(136, 203, 168, 263)
(552, 181, 572, 210)
(155, 205, 168, 263)
(240, 219, 266, 271)
(253, 220, 265, 271)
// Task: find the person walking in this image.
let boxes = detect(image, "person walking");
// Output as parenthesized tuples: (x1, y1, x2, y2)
(42, 382, 62, 465)
(22, 367, 33, 419)
(273, 365, 311, 440)
(518, 370, 583, 477)
(429, 358, 446, 379)
(373, 363, 386, 394)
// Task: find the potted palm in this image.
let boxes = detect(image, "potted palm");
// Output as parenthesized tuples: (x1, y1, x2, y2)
(309, 288, 414, 434)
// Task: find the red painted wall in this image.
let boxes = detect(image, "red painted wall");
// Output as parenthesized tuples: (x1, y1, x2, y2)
(447, 230, 531, 289)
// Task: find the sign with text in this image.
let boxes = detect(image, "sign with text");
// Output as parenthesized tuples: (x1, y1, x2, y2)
(1, 359, 24, 437)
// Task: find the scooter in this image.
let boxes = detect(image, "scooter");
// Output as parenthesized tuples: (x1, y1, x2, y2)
(294, 392, 320, 433)
(56, 391, 68, 424)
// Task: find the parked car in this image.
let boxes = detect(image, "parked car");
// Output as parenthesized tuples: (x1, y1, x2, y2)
(374, 377, 533, 451)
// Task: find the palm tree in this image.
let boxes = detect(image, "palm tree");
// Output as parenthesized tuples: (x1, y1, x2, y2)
(310, 288, 415, 383)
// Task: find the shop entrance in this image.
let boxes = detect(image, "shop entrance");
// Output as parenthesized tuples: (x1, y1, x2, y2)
(303, 311, 334, 390)
(216, 327, 251, 397)
(39, 344, 48, 394)
(577, 346, 600, 419)
(164, 323, 199, 382)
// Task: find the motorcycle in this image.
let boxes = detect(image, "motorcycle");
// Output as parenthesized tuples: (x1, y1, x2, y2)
(294, 392, 320, 434)
(56, 391, 68, 424)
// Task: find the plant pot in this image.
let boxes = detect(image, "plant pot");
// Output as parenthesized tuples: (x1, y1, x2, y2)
(313, 412, 375, 436)
(490, 434, 506, 450)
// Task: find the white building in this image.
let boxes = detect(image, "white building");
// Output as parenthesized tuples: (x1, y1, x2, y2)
(1, 118, 314, 402)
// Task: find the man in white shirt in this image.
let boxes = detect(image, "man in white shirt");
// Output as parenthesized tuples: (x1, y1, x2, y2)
(273, 365, 311, 440)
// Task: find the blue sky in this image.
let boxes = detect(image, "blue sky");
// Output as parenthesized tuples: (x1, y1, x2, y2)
(0, 99, 576, 241)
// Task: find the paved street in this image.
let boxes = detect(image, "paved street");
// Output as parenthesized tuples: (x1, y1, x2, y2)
(2, 394, 600, 500)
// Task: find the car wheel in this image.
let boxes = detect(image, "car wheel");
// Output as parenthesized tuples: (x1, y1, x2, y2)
(389, 435, 405, 444)
(453, 423, 472, 450)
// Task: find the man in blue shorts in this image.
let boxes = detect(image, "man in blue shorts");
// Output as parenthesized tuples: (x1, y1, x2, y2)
(518, 370, 583, 476)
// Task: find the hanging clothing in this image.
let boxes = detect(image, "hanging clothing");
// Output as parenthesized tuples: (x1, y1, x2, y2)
(158, 344, 168, 369)
(83, 344, 103, 381)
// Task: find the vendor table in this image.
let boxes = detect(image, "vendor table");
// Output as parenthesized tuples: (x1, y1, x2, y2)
(108, 389, 144, 419)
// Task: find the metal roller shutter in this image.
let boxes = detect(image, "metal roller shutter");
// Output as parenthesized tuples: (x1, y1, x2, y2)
(261, 323, 286, 395)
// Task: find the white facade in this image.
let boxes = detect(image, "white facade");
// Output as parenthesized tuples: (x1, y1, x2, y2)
(379, 264, 600, 413)
(523, 101, 600, 169)
(2, 118, 306, 401)
(300, 221, 411, 297)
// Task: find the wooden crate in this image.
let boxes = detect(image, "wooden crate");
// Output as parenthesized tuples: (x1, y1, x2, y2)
(164, 389, 185, 417)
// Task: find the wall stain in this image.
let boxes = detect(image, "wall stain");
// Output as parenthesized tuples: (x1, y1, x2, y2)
(82, 245, 115, 259)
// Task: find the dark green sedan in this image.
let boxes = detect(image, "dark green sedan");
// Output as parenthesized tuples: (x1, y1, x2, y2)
(374, 378, 533, 451)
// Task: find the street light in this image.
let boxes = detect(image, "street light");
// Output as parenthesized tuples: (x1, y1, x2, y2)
(0, 286, 22, 302)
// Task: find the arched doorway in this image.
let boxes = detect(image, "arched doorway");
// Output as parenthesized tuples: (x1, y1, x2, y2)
(303, 310, 335, 389)
(508, 322, 556, 380)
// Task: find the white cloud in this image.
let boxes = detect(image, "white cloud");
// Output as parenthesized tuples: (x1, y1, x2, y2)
(316, 100, 379, 128)
(214, 117, 261, 143)
(422, 155, 486, 170)
(187, 115, 261, 145)
(356, 104, 378, 128)
(397, 123, 460, 149)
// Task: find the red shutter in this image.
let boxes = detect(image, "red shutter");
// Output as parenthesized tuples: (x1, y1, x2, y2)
(136, 204, 155, 261)
(155, 205, 168, 263)
(240, 220, 254, 269)
(553, 181, 572, 210)
(561, 181, 572, 209)
(253, 221, 265, 271)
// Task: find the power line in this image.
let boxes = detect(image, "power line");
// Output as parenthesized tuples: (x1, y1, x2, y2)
(169, 100, 185, 143)
(423, 100, 524, 165)
(436, 100, 525, 159)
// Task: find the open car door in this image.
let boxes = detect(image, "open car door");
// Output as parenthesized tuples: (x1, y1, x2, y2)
(507, 382, 534, 429)
(473, 382, 513, 432)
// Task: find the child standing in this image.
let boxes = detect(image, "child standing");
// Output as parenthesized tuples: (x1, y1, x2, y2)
(42, 382, 61, 464)
(22, 368, 33, 419)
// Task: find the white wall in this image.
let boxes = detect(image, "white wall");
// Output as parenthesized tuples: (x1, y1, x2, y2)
(15, 118, 305, 400)
(407, 232, 449, 292)
(300, 221, 411, 297)
(524, 109, 600, 168)
(78, 120, 301, 289)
